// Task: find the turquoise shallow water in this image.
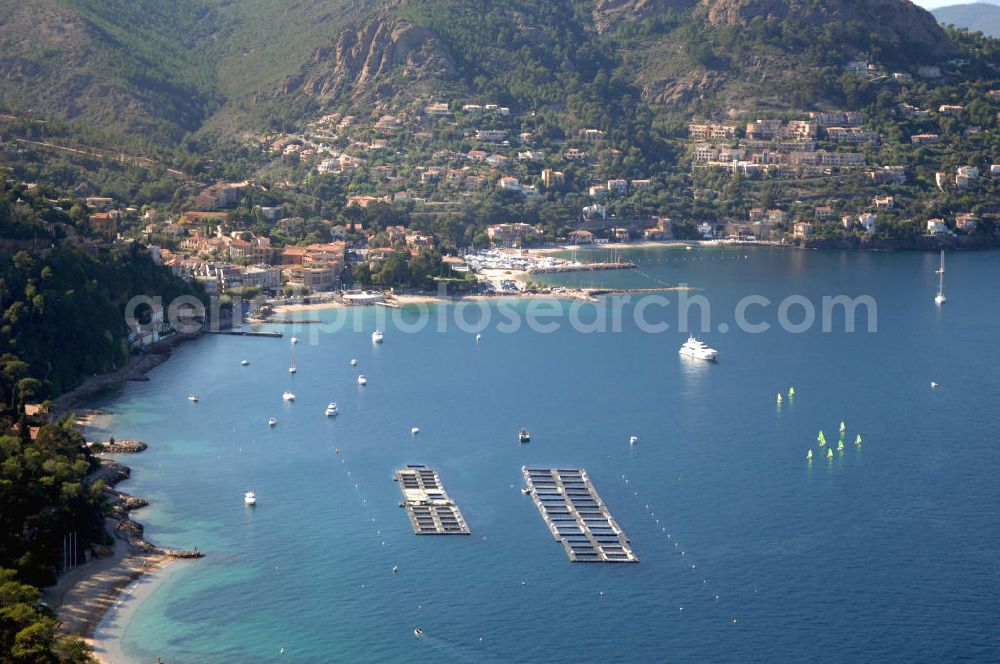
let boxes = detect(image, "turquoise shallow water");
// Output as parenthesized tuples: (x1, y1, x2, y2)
(89, 247, 1000, 663)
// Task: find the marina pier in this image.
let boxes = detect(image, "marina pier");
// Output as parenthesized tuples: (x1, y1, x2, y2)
(522, 467, 637, 562)
(395, 465, 470, 535)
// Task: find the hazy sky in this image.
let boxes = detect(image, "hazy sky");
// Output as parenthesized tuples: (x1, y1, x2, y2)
(914, 0, 999, 7)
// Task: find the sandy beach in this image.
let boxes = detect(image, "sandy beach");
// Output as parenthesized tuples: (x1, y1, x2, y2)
(268, 299, 347, 314)
(44, 528, 173, 664)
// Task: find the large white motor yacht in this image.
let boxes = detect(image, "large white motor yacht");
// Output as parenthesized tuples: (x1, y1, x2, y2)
(678, 336, 718, 361)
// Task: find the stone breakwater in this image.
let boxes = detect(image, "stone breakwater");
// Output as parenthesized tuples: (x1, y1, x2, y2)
(94, 439, 148, 454)
(90, 457, 203, 560)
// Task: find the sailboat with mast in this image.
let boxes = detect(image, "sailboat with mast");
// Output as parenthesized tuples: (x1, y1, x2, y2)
(934, 250, 946, 305)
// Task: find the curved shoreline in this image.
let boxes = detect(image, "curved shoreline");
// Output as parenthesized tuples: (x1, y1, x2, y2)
(45, 334, 206, 661)
(89, 557, 188, 664)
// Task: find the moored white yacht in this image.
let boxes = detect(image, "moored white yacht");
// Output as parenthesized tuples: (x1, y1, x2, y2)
(268, 417, 278, 427)
(325, 402, 339, 417)
(357, 375, 367, 386)
(350, 358, 358, 366)
(678, 336, 718, 361)
(244, 491, 256, 505)
(187, 394, 199, 402)
(241, 360, 250, 366)
(282, 391, 296, 401)
(372, 330, 384, 343)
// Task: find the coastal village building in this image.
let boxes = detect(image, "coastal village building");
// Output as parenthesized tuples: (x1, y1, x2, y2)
(282, 266, 338, 291)
(89, 212, 119, 242)
(793, 221, 814, 238)
(541, 169, 565, 188)
(568, 230, 594, 244)
(607, 179, 628, 195)
(956, 213, 978, 232)
(194, 182, 247, 211)
(486, 223, 541, 247)
(242, 266, 283, 291)
(869, 166, 907, 184)
(688, 122, 737, 139)
(911, 133, 939, 145)
(815, 206, 836, 220)
(927, 219, 949, 235)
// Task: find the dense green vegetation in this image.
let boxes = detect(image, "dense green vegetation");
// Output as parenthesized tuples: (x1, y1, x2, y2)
(0, 421, 103, 663)
(0, 569, 94, 663)
(0, 176, 206, 402)
(352, 247, 477, 292)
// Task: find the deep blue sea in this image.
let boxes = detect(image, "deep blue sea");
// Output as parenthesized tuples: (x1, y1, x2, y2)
(88, 246, 1000, 663)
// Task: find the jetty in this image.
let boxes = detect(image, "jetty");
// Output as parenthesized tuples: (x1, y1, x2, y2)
(92, 439, 147, 454)
(206, 330, 283, 337)
(394, 465, 470, 535)
(526, 261, 636, 274)
(522, 467, 637, 563)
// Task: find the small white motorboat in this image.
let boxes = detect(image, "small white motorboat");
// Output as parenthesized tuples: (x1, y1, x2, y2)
(411, 427, 420, 435)
(931, 381, 939, 389)
(241, 360, 250, 366)
(325, 402, 339, 417)
(187, 394, 199, 403)
(372, 330, 384, 343)
(288, 365, 297, 374)
(282, 391, 296, 401)
(413, 628, 423, 638)
(350, 358, 358, 366)
(934, 250, 947, 305)
(244, 491, 256, 506)
(518, 429, 531, 443)
(476, 333, 482, 342)
(290, 336, 298, 345)
(268, 417, 278, 427)
(629, 436, 639, 445)
(357, 375, 367, 386)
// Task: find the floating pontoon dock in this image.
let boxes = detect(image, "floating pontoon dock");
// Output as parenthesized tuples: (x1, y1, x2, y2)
(394, 465, 470, 535)
(522, 467, 637, 563)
